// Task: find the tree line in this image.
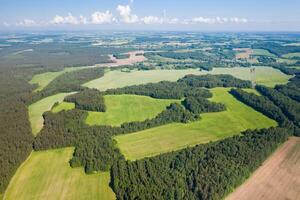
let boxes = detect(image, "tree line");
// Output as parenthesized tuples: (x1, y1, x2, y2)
(110, 127, 292, 200)
(65, 89, 106, 112)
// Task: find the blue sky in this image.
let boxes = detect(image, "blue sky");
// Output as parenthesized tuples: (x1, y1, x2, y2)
(1, 0, 300, 31)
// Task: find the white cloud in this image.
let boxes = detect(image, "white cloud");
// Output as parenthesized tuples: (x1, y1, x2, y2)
(50, 13, 79, 25)
(3, 22, 10, 27)
(116, 5, 139, 23)
(191, 16, 248, 24)
(91, 11, 116, 24)
(16, 19, 38, 26)
(141, 16, 163, 24)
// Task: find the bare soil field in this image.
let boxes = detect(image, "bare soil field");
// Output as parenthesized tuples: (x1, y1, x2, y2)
(96, 51, 146, 67)
(226, 137, 300, 200)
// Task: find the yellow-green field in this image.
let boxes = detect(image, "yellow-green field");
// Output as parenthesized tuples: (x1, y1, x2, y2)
(28, 92, 75, 136)
(82, 69, 203, 91)
(83, 67, 291, 91)
(282, 52, 300, 58)
(114, 88, 277, 160)
(30, 66, 93, 92)
(252, 49, 276, 57)
(51, 102, 75, 113)
(4, 148, 115, 200)
(86, 95, 180, 126)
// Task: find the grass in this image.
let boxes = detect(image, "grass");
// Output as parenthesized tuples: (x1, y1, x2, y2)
(51, 102, 75, 113)
(30, 67, 93, 92)
(86, 95, 180, 126)
(28, 92, 76, 136)
(282, 52, 300, 59)
(252, 49, 276, 57)
(4, 148, 115, 200)
(242, 88, 261, 96)
(82, 69, 203, 91)
(114, 88, 277, 160)
(83, 67, 291, 91)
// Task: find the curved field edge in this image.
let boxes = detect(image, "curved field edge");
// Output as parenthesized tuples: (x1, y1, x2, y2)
(3, 148, 115, 200)
(114, 88, 277, 160)
(28, 92, 76, 136)
(29, 66, 94, 92)
(226, 137, 300, 200)
(83, 67, 291, 91)
(85, 95, 180, 126)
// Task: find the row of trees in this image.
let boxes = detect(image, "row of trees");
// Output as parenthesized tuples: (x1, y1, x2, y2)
(65, 89, 106, 112)
(111, 127, 292, 200)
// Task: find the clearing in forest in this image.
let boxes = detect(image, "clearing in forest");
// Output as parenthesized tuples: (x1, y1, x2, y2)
(86, 95, 180, 126)
(28, 92, 75, 136)
(4, 148, 115, 200)
(83, 67, 291, 91)
(114, 88, 277, 160)
(51, 102, 75, 113)
(226, 137, 300, 200)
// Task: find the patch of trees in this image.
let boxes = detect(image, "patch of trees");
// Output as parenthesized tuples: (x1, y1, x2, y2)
(229, 88, 290, 126)
(252, 42, 300, 56)
(110, 127, 291, 200)
(275, 74, 300, 102)
(105, 81, 212, 99)
(65, 89, 106, 112)
(179, 74, 252, 88)
(28, 67, 105, 104)
(182, 96, 226, 114)
(256, 85, 300, 127)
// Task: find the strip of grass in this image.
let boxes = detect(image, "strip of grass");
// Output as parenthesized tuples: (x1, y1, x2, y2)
(4, 148, 115, 200)
(252, 49, 277, 57)
(86, 95, 180, 126)
(28, 92, 75, 136)
(51, 102, 75, 113)
(282, 52, 300, 59)
(114, 88, 277, 160)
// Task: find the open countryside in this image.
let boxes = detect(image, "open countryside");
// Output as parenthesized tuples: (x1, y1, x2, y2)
(115, 88, 277, 160)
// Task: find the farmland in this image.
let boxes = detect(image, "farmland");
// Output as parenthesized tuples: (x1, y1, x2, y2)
(86, 95, 179, 126)
(226, 137, 300, 200)
(252, 49, 276, 57)
(114, 87, 277, 160)
(4, 148, 115, 200)
(83, 67, 291, 91)
(28, 92, 75, 136)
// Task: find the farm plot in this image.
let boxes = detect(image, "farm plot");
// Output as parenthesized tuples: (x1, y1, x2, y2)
(86, 95, 179, 126)
(114, 88, 277, 160)
(226, 137, 300, 200)
(4, 148, 115, 200)
(28, 92, 75, 136)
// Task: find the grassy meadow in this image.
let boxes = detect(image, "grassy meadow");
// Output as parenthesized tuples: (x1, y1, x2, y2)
(51, 102, 75, 113)
(86, 95, 180, 126)
(252, 49, 276, 57)
(28, 92, 75, 136)
(83, 67, 291, 91)
(114, 87, 277, 160)
(282, 52, 300, 58)
(29, 66, 93, 92)
(4, 148, 115, 200)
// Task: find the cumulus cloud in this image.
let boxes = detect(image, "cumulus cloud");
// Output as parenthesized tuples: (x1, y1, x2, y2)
(50, 13, 79, 25)
(91, 11, 116, 24)
(16, 19, 38, 26)
(191, 16, 248, 24)
(116, 5, 139, 23)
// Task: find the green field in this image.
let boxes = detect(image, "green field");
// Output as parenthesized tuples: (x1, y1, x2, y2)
(28, 92, 75, 136)
(83, 67, 291, 91)
(4, 148, 115, 200)
(52, 102, 75, 113)
(282, 52, 300, 59)
(114, 88, 277, 160)
(86, 95, 179, 126)
(30, 66, 93, 92)
(252, 49, 277, 57)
